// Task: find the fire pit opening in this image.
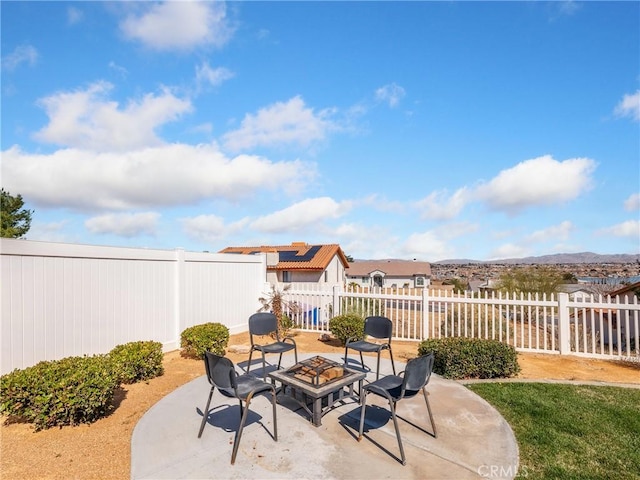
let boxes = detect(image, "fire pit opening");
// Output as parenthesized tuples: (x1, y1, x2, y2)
(285, 356, 352, 386)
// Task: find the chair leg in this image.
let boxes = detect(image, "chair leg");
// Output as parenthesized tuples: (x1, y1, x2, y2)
(271, 387, 278, 441)
(231, 398, 252, 465)
(357, 390, 368, 441)
(261, 353, 267, 381)
(423, 387, 437, 438)
(388, 346, 396, 375)
(247, 350, 254, 374)
(359, 352, 365, 373)
(375, 352, 381, 380)
(197, 388, 214, 438)
(389, 399, 406, 466)
(277, 352, 283, 370)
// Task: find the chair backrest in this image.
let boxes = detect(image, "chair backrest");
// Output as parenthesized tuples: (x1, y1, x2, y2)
(363, 316, 393, 341)
(401, 353, 435, 394)
(203, 351, 238, 391)
(248, 312, 279, 341)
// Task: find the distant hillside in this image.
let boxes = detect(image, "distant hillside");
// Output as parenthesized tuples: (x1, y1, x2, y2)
(433, 252, 640, 265)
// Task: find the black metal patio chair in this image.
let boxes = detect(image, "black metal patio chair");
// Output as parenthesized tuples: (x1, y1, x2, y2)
(357, 352, 437, 465)
(247, 312, 298, 380)
(344, 315, 396, 379)
(197, 351, 278, 465)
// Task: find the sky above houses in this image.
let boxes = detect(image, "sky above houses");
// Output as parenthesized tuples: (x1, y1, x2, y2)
(1, 1, 639, 262)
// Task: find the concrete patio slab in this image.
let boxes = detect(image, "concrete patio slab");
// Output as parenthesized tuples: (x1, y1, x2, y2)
(131, 353, 519, 480)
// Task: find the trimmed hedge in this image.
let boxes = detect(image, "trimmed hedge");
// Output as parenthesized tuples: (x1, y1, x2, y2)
(0, 355, 120, 431)
(109, 340, 164, 384)
(180, 322, 229, 359)
(418, 337, 520, 379)
(329, 313, 365, 345)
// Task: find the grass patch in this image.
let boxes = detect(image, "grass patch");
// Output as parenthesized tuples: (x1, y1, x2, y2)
(468, 383, 640, 479)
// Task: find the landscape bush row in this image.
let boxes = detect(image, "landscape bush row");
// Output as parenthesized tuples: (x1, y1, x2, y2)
(330, 313, 520, 379)
(0, 322, 230, 431)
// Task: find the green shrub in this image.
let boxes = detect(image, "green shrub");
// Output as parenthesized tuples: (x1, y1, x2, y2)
(180, 322, 229, 359)
(329, 313, 365, 345)
(109, 340, 164, 384)
(418, 337, 520, 379)
(0, 355, 120, 431)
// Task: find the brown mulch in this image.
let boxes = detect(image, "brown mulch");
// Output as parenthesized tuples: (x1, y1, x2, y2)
(1, 331, 639, 480)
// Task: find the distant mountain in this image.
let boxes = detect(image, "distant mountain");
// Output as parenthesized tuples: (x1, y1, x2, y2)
(433, 252, 640, 265)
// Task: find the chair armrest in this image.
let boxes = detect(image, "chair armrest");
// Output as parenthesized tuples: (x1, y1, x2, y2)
(283, 336, 297, 346)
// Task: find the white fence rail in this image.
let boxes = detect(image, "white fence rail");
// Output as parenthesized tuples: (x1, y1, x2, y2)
(3, 241, 638, 376)
(0, 239, 267, 375)
(282, 285, 640, 360)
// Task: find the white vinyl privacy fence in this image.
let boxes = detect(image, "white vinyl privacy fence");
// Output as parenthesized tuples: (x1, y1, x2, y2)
(3, 241, 638, 376)
(282, 284, 640, 360)
(1, 239, 267, 375)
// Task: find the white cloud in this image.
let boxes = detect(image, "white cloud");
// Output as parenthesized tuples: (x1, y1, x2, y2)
(27, 220, 74, 243)
(375, 83, 406, 108)
(415, 188, 469, 220)
(475, 155, 596, 213)
(195, 61, 234, 91)
(2, 144, 315, 211)
(181, 214, 249, 244)
(596, 220, 640, 238)
(120, 1, 234, 51)
(488, 243, 531, 260)
(33, 81, 192, 151)
(614, 90, 640, 121)
(624, 193, 640, 211)
(524, 221, 574, 243)
(222, 96, 338, 151)
(67, 6, 83, 25)
(402, 231, 455, 261)
(2, 44, 38, 71)
(250, 197, 348, 233)
(108, 61, 128, 78)
(85, 212, 159, 237)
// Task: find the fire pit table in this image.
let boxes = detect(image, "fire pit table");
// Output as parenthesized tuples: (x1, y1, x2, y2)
(268, 356, 366, 427)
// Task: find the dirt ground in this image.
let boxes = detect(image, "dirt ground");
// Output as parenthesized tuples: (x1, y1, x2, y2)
(1, 331, 639, 480)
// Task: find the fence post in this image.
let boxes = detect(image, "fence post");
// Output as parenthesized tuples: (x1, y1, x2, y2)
(333, 284, 342, 317)
(557, 292, 570, 355)
(423, 288, 430, 339)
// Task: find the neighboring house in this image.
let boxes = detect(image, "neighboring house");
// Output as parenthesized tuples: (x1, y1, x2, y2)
(558, 283, 595, 301)
(345, 260, 431, 289)
(574, 281, 640, 348)
(219, 241, 349, 287)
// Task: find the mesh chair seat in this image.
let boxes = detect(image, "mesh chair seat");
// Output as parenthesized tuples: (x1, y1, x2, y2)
(217, 374, 276, 400)
(346, 340, 389, 353)
(255, 341, 296, 355)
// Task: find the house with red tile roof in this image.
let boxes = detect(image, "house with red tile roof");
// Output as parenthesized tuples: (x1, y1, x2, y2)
(345, 259, 432, 289)
(219, 241, 350, 287)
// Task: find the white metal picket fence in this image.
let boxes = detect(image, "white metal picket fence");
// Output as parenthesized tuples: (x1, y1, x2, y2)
(282, 284, 640, 360)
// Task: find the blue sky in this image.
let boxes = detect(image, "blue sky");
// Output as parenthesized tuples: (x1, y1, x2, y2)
(2, 1, 639, 261)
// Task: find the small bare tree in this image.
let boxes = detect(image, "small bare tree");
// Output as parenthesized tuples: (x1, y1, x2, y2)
(258, 284, 299, 335)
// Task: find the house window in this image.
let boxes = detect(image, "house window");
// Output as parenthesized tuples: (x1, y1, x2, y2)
(283, 271, 291, 282)
(416, 277, 425, 287)
(362, 277, 368, 284)
(324, 271, 328, 282)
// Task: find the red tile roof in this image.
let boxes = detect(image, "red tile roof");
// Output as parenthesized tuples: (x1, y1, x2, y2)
(219, 242, 350, 271)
